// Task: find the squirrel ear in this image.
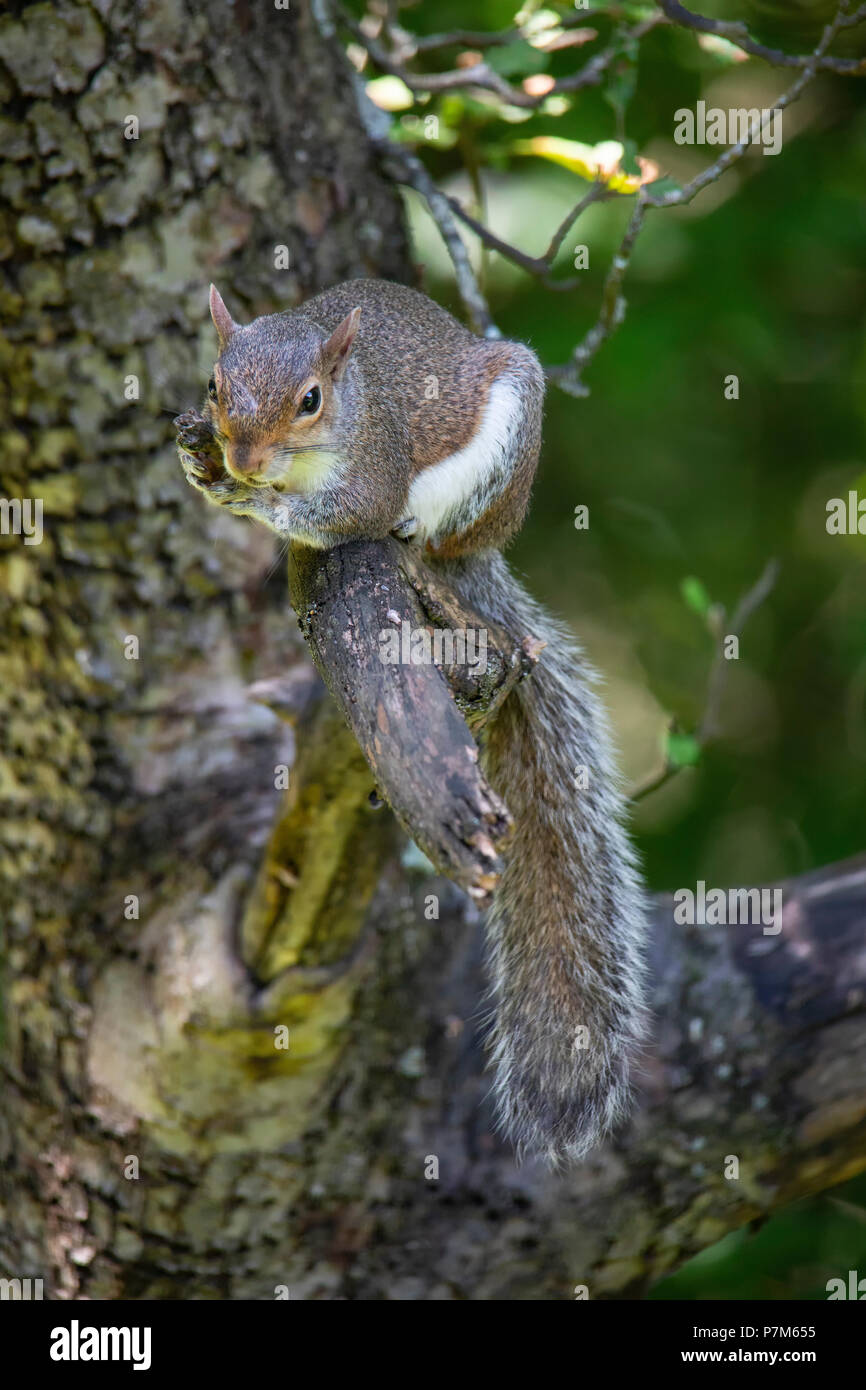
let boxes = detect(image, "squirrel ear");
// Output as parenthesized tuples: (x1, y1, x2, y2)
(209, 284, 238, 350)
(323, 307, 361, 380)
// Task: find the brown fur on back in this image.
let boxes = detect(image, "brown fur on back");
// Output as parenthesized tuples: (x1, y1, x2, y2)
(299, 279, 509, 472)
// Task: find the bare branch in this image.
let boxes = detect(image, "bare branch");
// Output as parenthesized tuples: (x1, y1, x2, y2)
(390, 9, 624, 57)
(443, 180, 613, 291)
(342, 6, 665, 109)
(285, 537, 538, 910)
(659, 0, 866, 76)
(542, 180, 613, 265)
(442, 196, 574, 290)
(377, 142, 499, 337)
(551, 2, 858, 393)
(360, 1, 860, 392)
(547, 197, 646, 394)
(645, 7, 854, 212)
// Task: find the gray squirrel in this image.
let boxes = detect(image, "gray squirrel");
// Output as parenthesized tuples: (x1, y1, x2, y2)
(175, 278, 648, 1164)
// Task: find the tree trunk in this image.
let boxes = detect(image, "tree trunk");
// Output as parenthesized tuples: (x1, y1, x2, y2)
(2, 0, 865, 1303)
(0, 0, 412, 1301)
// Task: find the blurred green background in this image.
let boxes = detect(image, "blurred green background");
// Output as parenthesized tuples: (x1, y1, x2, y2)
(351, 0, 866, 1298)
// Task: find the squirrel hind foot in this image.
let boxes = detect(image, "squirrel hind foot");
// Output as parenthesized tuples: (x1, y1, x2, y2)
(390, 515, 419, 541)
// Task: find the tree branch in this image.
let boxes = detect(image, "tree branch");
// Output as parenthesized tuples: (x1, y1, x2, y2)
(659, 0, 866, 76)
(342, 6, 664, 109)
(444, 181, 610, 289)
(387, 9, 620, 58)
(354, 0, 864, 399)
(246, 532, 866, 1291)
(376, 141, 499, 336)
(286, 537, 536, 907)
(551, 2, 858, 393)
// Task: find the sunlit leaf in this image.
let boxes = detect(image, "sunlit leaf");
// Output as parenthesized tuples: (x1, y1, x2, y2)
(531, 27, 598, 53)
(366, 75, 415, 112)
(697, 34, 750, 64)
(521, 7, 561, 36)
(513, 135, 644, 192)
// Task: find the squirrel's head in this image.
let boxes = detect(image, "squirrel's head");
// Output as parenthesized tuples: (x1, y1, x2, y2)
(205, 285, 360, 488)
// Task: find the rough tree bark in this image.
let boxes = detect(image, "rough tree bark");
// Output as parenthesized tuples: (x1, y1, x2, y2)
(1, 0, 865, 1303)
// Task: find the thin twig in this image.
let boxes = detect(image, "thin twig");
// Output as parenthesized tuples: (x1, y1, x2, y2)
(379, 142, 499, 337)
(659, 0, 866, 76)
(446, 195, 549, 278)
(359, 1, 860, 386)
(444, 192, 585, 289)
(547, 197, 646, 394)
(542, 181, 612, 264)
(391, 9, 624, 56)
(697, 560, 781, 745)
(408, 181, 611, 293)
(646, 6, 856, 211)
(629, 560, 780, 802)
(341, 6, 665, 110)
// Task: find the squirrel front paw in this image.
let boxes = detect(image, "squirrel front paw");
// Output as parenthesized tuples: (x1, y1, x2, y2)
(174, 410, 242, 505)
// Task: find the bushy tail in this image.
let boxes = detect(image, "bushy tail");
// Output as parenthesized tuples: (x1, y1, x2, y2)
(439, 551, 649, 1164)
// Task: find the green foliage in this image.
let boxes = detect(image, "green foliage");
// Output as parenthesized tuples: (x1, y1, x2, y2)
(666, 730, 702, 769)
(486, 40, 547, 78)
(603, 32, 639, 130)
(680, 576, 714, 620)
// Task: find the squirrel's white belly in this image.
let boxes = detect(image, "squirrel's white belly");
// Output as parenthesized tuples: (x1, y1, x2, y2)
(407, 375, 524, 542)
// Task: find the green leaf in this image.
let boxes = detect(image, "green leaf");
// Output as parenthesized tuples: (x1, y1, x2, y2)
(666, 732, 702, 769)
(681, 576, 713, 618)
(644, 173, 682, 197)
(486, 40, 547, 78)
(395, 113, 458, 149)
(439, 95, 466, 125)
(603, 38, 638, 122)
(620, 137, 641, 177)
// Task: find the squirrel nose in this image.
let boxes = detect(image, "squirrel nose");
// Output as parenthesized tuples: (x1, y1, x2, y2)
(226, 442, 267, 477)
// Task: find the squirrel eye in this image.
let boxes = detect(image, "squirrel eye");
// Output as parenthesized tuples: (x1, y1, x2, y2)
(299, 385, 321, 416)
(207, 377, 218, 401)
